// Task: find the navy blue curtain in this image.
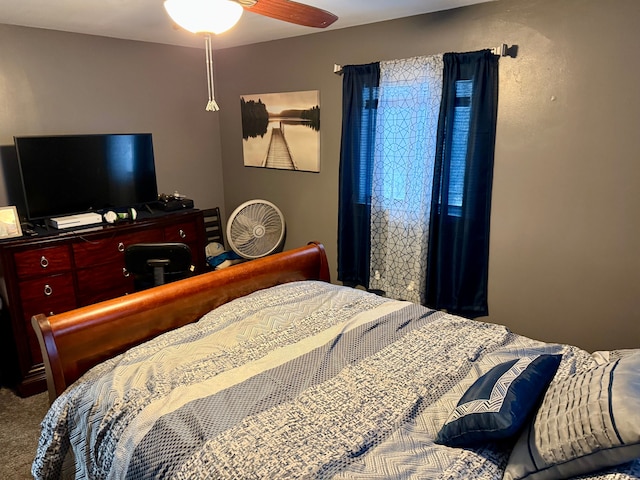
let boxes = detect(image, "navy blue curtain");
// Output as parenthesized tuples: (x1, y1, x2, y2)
(426, 50, 499, 318)
(337, 63, 380, 287)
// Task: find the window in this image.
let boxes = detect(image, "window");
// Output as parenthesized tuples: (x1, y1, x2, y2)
(339, 51, 498, 316)
(375, 83, 436, 212)
(439, 79, 472, 217)
(356, 87, 377, 205)
(361, 81, 473, 217)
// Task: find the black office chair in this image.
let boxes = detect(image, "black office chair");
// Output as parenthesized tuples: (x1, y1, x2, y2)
(124, 243, 193, 291)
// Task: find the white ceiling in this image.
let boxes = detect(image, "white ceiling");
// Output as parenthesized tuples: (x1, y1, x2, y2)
(0, 0, 495, 50)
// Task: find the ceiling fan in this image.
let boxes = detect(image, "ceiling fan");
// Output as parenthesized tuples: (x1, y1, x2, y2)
(236, 0, 338, 28)
(164, 0, 338, 111)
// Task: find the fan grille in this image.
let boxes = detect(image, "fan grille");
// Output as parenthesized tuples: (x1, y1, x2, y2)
(227, 200, 285, 259)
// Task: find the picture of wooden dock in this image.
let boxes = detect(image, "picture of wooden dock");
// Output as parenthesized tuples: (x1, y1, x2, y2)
(240, 90, 320, 173)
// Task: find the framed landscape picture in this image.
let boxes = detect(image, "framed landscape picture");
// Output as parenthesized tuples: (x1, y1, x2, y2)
(240, 90, 320, 172)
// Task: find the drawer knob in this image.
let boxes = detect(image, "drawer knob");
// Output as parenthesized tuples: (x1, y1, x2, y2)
(40, 256, 49, 268)
(179, 229, 186, 239)
(123, 268, 130, 278)
(118, 242, 125, 252)
(43, 284, 53, 296)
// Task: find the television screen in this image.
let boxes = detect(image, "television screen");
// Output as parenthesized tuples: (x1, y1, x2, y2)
(14, 133, 158, 221)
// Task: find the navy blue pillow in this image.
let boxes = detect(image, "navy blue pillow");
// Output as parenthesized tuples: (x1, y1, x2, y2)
(434, 354, 562, 447)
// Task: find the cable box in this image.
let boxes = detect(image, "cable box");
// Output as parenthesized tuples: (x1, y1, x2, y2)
(157, 198, 194, 211)
(48, 212, 103, 229)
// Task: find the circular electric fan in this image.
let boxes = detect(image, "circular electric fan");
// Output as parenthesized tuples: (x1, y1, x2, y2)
(226, 199, 286, 259)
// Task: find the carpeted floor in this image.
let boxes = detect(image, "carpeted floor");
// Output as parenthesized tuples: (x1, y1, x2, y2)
(0, 387, 49, 479)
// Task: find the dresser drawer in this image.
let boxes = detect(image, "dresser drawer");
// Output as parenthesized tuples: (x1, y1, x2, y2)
(20, 272, 77, 319)
(76, 263, 135, 306)
(14, 245, 72, 279)
(164, 221, 198, 243)
(19, 272, 76, 366)
(73, 230, 160, 268)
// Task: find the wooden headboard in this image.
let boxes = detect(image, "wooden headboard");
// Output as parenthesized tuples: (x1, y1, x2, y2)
(32, 242, 330, 403)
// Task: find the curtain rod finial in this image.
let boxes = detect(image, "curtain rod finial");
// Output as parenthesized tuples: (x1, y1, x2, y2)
(493, 44, 518, 58)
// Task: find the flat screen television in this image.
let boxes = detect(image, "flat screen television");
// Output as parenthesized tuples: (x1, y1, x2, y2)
(14, 133, 159, 222)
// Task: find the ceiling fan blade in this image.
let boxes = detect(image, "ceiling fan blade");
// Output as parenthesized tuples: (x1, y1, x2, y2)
(239, 0, 338, 28)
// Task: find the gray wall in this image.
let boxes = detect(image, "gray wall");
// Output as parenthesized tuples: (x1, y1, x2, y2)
(0, 0, 638, 352)
(214, 0, 640, 352)
(0, 24, 225, 217)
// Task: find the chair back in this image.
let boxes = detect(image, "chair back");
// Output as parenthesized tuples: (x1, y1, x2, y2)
(124, 242, 192, 289)
(202, 207, 224, 247)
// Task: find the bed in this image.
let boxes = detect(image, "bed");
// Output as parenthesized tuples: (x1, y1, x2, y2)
(31, 242, 640, 479)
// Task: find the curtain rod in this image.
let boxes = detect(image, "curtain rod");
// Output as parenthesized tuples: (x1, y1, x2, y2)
(333, 44, 518, 75)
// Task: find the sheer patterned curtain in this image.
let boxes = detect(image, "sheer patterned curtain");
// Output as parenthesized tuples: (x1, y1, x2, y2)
(368, 55, 443, 304)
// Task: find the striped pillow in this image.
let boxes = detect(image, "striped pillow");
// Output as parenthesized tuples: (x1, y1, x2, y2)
(504, 351, 640, 480)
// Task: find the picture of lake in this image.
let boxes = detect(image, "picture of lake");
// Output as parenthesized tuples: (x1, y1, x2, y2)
(240, 90, 320, 172)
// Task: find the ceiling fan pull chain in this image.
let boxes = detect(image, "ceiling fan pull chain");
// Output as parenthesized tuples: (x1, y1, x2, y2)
(205, 34, 219, 112)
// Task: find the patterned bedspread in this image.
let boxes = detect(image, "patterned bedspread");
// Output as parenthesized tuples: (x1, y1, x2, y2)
(32, 281, 640, 479)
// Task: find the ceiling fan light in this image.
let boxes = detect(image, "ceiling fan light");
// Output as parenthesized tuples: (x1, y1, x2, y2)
(164, 0, 243, 35)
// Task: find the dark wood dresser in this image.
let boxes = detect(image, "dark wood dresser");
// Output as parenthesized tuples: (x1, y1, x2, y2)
(0, 209, 205, 396)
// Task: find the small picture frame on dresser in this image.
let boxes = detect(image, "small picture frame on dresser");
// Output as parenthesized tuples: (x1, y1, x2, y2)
(0, 206, 23, 239)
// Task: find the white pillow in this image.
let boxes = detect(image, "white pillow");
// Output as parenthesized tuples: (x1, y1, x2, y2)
(503, 352, 640, 480)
